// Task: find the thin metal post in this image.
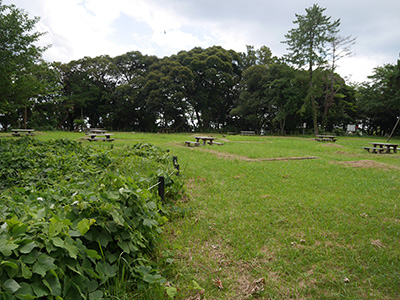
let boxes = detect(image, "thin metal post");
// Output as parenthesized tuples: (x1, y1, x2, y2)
(387, 116, 400, 142)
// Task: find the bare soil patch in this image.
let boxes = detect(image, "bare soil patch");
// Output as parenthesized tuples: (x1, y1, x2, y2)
(336, 160, 400, 170)
(198, 149, 317, 162)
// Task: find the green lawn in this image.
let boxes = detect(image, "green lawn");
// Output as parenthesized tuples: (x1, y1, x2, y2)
(2, 131, 400, 299)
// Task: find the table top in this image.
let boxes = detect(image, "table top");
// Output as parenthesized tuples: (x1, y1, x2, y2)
(316, 135, 336, 138)
(369, 142, 398, 146)
(195, 136, 215, 140)
(11, 129, 35, 132)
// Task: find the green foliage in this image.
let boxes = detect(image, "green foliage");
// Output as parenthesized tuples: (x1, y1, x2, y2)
(0, 138, 184, 299)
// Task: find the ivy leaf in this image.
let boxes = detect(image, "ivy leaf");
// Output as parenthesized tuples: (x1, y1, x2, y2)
(3, 278, 21, 293)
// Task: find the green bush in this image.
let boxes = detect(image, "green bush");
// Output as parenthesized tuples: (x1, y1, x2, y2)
(0, 138, 183, 299)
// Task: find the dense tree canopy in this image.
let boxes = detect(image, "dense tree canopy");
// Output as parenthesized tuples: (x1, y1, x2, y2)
(0, 2, 398, 137)
(0, 2, 48, 129)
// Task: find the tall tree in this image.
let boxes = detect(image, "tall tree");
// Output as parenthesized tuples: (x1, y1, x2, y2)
(283, 4, 340, 135)
(0, 3, 47, 129)
(322, 35, 356, 128)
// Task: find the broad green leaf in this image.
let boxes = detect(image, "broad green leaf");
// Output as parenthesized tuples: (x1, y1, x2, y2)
(15, 282, 36, 300)
(110, 210, 124, 226)
(49, 222, 63, 237)
(89, 290, 103, 300)
(31, 282, 49, 298)
(3, 278, 21, 293)
(64, 241, 78, 259)
(1, 260, 18, 269)
(117, 241, 130, 253)
(21, 250, 38, 264)
(143, 274, 165, 284)
(87, 279, 98, 292)
(21, 262, 33, 279)
(143, 218, 158, 228)
(19, 242, 37, 254)
(43, 273, 61, 297)
(77, 218, 95, 236)
(0, 239, 19, 256)
(51, 237, 64, 248)
(166, 287, 178, 299)
(69, 230, 81, 237)
(12, 223, 28, 236)
(96, 262, 117, 283)
(86, 249, 101, 260)
(32, 254, 56, 276)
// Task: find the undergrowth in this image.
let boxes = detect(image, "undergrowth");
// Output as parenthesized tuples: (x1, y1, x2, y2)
(0, 138, 184, 299)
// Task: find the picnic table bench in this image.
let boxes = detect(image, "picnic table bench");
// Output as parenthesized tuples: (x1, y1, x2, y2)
(185, 141, 200, 147)
(11, 129, 35, 136)
(315, 135, 337, 142)
(364, 142, 398, 154)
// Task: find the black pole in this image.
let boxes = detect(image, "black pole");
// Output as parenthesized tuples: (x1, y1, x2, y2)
(158, 176, 165, 202)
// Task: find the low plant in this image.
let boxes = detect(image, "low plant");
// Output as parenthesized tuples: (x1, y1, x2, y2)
(0, 138, 184, 299)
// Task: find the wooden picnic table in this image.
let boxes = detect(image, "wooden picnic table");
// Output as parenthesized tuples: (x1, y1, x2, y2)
(11, 129, 35, 136)
(195, 136, 216, 145)
(87, 133, 114, 142)
(364, 142, 398, 154)
(315, 135, 337, 142)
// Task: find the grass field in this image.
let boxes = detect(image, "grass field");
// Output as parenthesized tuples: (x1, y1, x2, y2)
(2, 131, 400, 299)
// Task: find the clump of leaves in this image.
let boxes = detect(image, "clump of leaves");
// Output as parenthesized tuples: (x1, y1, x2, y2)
(0, 138, 184, 299)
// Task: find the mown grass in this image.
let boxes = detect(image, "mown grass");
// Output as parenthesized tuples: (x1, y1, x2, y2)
(2, 131, 400, 299)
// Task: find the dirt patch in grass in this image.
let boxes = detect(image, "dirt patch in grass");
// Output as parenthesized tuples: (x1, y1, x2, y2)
(337, 160, 400, 170)
(198, 149, 317, 162)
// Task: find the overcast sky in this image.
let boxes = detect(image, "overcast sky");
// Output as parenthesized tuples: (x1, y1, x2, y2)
(4, 0, 400, 83)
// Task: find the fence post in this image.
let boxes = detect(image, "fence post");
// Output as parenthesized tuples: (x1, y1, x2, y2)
(173, 156, 180, 175)
(158, 176, 165, 202)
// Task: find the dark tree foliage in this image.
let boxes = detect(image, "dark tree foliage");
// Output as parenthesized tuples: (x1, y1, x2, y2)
(0, 3, 47, 129)
(1, 2, 396, 136)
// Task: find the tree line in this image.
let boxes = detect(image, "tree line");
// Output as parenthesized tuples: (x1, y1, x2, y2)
(1, 2, 399, 135)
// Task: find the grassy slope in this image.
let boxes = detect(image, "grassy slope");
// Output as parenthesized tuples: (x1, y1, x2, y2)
(2, 132, 399, 299)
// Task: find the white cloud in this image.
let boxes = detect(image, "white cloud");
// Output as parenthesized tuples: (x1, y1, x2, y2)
(3, 0, 400, 82)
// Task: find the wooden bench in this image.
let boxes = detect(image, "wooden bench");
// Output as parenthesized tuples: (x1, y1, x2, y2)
(88, 137, 115, 142)
(315, 137, 337, 142)
(208, 141, 223, 146)
(241, 131, 256, 136)
(185, 141, 200, 147)
(363, 147, 386, 154)
(11, 129, 35, 136)
(87, 133, 114, 142)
